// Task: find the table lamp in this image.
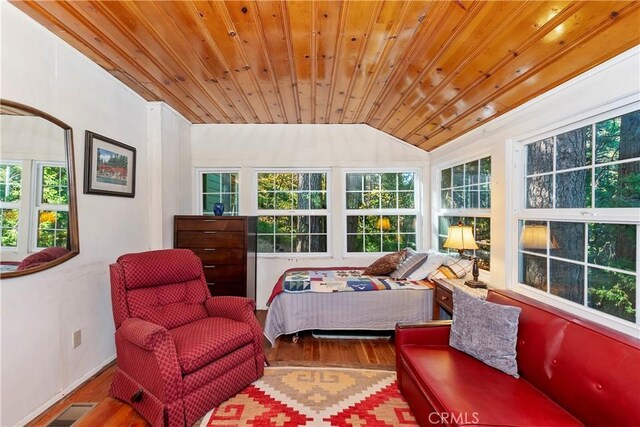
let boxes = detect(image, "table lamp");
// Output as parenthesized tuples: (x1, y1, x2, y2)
(443, 221, 485, 288)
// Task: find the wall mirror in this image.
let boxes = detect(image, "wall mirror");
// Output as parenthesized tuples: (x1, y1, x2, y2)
(0, 99, 79, 278)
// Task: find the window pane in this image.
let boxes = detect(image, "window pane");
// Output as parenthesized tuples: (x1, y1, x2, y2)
(465, 186, 479, 209)
(294, 235, 309, 252)
(441, 168, 452, 189)
(441, 189, 452, 209)
(452, 190, 464, 209)
(595, 161, 640, 208)
(346, 173, 363, 191)
(475, 218, 490, 245)
(556, 126, 592, 170)
(275, 235, 292, 252)
(381, 192, 397, 209)
(588, 223, 636, 272)
(257, 216, 274, 233)
(520, 253, 547, 291)
(346, 215, 361, 233)
(257, 235, 274, 252)
(550, 221, 584, 261)
(399, 173, 415, 190)
(347, 235, 363, 252)
(0, 208, 19, 247)
(519, 220, 547, 254)
(346, 192, 360, 209)
(275, 216, 292, 233)
(363, 174, 380, 191)
(464, 161, 479, 185)
(364, 234, 382, 252)
(588, 267, 636, 322)
(381, 173, 397, 191)
(309, 216, 327, 233)
(596, 110, 640, 164)
(479, 183, 490, 208)
(526, 175, 552, 208)
(527, 138, 554, 175)
(294, 216, 309, 233)
(310, 191, 326, 209)
(556, 169, 591, 208)
(257, 191, 274, 210)
(550, 259, 584, 304)
(202, 172, 239, 215)
(399, 215, 416, 232)
(310, 235, 327, 252)
(398, 192, 414, 209)
(452, 165, 464, 187)
(479, 157, 491, 183)
(0, 164, 22, 202)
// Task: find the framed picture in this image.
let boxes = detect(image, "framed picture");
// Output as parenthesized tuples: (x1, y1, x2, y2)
(84, 131, 136, 197)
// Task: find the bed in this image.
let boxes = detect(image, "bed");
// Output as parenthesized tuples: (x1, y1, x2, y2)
(264, 267, 435, 346)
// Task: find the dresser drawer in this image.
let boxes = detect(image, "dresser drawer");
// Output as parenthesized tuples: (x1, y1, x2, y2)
(207, 282, 245, 297)
(175, 219, 244, 232)
(175, 231, 244, 248)
(435, 286, 453, 313)
(203, 265, 244, 283)
(189, 248, 244, 265)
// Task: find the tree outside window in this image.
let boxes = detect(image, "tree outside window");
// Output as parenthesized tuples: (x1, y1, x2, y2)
(519, 109, 639, 324)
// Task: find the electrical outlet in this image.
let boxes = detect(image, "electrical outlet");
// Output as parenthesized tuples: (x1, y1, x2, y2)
(73, 330, 82, 349)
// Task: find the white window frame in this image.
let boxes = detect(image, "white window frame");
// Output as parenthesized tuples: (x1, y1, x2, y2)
(343, 168, 421, 257)
(31, 161, 69, 251)
(254, 168, 331, 257)
(0, 160, 23, 249)
(509, 101, 640, 335)
(195, 168, 240, 215)
(434, 154, 492, 270)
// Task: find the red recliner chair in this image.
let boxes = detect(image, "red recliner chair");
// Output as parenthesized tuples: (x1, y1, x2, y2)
(109, 249, 265, 426)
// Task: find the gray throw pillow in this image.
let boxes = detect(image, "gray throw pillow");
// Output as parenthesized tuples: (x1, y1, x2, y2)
(449, 288, 521, 377)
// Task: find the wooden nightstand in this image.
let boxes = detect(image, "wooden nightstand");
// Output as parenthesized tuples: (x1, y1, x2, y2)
(432, 277, 489, 319)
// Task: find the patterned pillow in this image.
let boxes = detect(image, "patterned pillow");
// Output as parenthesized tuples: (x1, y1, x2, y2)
(362, 249, 406, 276)
(406, 253, 447, 280)
(446, 256, 474, 278)
(428, 265, 459, 280)
(449, 287, 522, 377)
(390, 248, 428, 279)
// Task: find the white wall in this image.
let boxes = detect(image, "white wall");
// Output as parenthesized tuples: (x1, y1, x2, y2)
(191, 124, 431, 308)
(429, 47, 640, 292)
(0, 3, 152, 425)
(147, 103, 192, 249)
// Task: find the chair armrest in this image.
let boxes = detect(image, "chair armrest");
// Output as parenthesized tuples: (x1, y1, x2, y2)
(119, 318, 169, 351)
(205, 296, 256, 319)
(395, 320, 452, 347)
(205, 296, 265, 371)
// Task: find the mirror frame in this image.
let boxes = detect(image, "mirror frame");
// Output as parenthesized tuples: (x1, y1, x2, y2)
(0, 99, 79, 278)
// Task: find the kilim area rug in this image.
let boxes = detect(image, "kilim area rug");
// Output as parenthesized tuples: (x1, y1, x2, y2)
(197, 366, 418, 426)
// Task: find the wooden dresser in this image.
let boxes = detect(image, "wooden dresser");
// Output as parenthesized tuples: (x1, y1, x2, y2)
(174, 215, 256, 300)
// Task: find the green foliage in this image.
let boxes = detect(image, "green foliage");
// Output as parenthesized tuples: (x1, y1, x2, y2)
(0, 164, 22, 203)
(588, 267, 636, 322)
(41, 166, 68, 205)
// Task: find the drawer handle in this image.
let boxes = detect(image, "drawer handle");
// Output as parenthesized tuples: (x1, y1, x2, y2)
(207, 282, 216, 286)
(204, 220, 218, 222)
(441, 295, 449, 301)
(204, 231, 217, 234)
(204, 248, 217, 251)
(204, 266, 216, 269)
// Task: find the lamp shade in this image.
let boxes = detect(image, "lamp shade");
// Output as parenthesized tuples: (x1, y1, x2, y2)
(443, 223, 479, 251)
(520, 225, 559, 250)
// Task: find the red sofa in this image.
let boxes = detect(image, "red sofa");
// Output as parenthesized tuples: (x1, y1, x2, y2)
(396, 288, 640, 426)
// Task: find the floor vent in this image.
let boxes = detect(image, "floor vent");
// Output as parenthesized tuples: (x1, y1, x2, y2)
(312, 329, 392, 340)
(47, 403, 96, 427)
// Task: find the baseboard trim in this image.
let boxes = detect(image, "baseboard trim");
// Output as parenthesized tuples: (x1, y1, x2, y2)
(17, 354, 116, 426)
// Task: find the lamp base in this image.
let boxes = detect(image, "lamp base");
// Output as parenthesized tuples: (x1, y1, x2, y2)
(464, 280, 487, 289)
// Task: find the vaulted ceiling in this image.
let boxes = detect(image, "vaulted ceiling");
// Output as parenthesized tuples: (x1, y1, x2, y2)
(11, 1, 640, 151)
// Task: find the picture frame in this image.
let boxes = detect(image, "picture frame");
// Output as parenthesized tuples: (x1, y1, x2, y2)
(83, 131, 136, 197)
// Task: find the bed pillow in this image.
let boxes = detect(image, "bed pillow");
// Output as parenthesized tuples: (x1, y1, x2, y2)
(445, 256, 474, 278)
(362, 249, 406, 276)
(427, 265, 458, 280)
(406, 253, 447, 280)
(390, 248, 428, 279)
(450, 287, 522, 377)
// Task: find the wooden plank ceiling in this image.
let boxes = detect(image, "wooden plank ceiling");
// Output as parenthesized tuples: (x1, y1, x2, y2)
(11, 1, 640, 151)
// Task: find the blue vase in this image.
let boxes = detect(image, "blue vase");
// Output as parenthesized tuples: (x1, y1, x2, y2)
(213, 202, 224, 216)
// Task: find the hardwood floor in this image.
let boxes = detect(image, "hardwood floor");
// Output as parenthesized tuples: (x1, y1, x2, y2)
(27, 310, 396, 426)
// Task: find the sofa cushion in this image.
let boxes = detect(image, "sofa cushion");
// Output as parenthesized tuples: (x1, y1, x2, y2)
(400, 345, 583, 426)
(450, 287, 521, 377)
(170, 317, 254, 374)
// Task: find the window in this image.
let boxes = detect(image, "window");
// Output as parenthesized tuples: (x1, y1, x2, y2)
(256, 171, 329, 254)
(198, 170, 239, 215)
(437, 157, 491, 269)
(345, 171, 418, 253)
(516, 108, 639, 326)
(0, 162, 22, 247)
(34, 163, 68, 249)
